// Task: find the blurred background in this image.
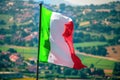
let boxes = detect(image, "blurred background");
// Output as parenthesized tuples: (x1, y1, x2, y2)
(0, 0, 120, 80)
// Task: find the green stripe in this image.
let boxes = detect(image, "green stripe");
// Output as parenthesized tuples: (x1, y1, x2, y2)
(39, 6, 52, 62)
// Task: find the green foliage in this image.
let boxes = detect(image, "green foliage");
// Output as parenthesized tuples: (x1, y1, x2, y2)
(110, 23, 120, 28)
(93, 68, 105, 76)
(4, 35, 12, 45)
(0, 20, 6, 25)
(0, 14, 13, 28)
(74, 42, 108, 48)
(0, 1, 120, 79)
(0, 50, 2, 53)
(7, 48, 17, 53)
(113, 62, 120, 76)
(0, 0, 120, 49)
(90, 64, 94, 68)
(75, 42, 108, 56)
(63, 68, 72, 75)
(0, 45, 116, 70)
(0, 28, 10, 34)
(60, 3, 66, 11)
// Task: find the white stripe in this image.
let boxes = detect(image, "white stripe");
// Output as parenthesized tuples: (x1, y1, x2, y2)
(48, 12, 74, 68)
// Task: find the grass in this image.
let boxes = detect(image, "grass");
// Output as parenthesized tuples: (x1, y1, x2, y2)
(16, 20, 33, 26)
(0, 14, 11, 21)
(74, 41, 108, 48)
(0, 45, 116, 70)
(0, 14, 13, 28)
(12, 78, 36, 80)
(78, 54, 115, 69)
(12, 78, 48, 80)
(78, 31, 116, 40)
(0, 45, 38, 58)
(0, 14, 33, 29)
(110, 23, 120, 28)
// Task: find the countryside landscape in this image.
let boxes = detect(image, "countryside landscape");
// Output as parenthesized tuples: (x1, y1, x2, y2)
(0, 0, 120, 80)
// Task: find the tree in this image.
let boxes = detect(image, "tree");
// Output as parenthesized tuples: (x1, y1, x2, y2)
(0, 28, 7, 34)
(59, 3, 66, 11)
(7, 48, 17, 53)
(0, 20, 6, 25)
(96, 46, 108, 56)
(96, 69, 105, 76)
(0, 50, 2, 53)
(0, 52, 12, 70)
(99, 35, 106, 41)
(78, 69, 87, 79)
(86, 68, 92, 75)
(93, 68, 105, 76)
(113, 62, 120, 76)
(10, 23, 17, 34)
(71, 69, 78, 75)
(90, 64, 94, 68)
(63, 68, 72, 75)
(56, 66, 61, 74)
(5, 35, 12, 44)
(48, 64, 54, 70)
(0, 40, 4, 45)
(0, 0, 4, 2)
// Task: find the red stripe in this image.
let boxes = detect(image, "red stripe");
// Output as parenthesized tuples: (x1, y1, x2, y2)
(63, 21, 86, 69)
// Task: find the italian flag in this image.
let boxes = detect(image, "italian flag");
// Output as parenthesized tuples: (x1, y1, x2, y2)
(39, 6, 86, 69)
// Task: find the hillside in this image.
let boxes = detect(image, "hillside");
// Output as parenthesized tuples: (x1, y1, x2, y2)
(0, 1, 120, 79)
(0, 1, 120, 59)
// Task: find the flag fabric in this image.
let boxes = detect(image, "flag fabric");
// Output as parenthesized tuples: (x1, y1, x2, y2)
(39, 6, 86, 69)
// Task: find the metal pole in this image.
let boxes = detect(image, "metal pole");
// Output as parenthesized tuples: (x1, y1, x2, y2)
(36, 3, 42, 80)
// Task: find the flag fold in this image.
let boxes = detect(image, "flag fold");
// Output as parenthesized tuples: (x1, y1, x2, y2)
(39, 6, 86, 69)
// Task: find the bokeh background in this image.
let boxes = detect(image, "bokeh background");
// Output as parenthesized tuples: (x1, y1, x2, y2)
(0, 0, 120, 80)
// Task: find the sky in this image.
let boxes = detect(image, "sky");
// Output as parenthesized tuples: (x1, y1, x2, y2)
(34, 0, 119, 5)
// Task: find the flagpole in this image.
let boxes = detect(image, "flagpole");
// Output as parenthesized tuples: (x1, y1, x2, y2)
(36, 3, 42, 80)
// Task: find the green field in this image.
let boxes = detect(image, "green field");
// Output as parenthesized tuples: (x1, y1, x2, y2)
(12, 78, 48, 80)
(78, 54, 115, 69)
(0, 14, 11, 21)
(110, 23, 120, 28)
(74, 41, 108, 48)
(79, 31, 116, 40)
(0, 45, 116, 70)
(16, 20, 33, 26)
(0, 45, 38, 58)
(12, 78, 36, 80)
(0, 14, 13, 28)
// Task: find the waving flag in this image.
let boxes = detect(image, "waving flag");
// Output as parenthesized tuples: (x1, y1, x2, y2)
(39, 6, 86, 69)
